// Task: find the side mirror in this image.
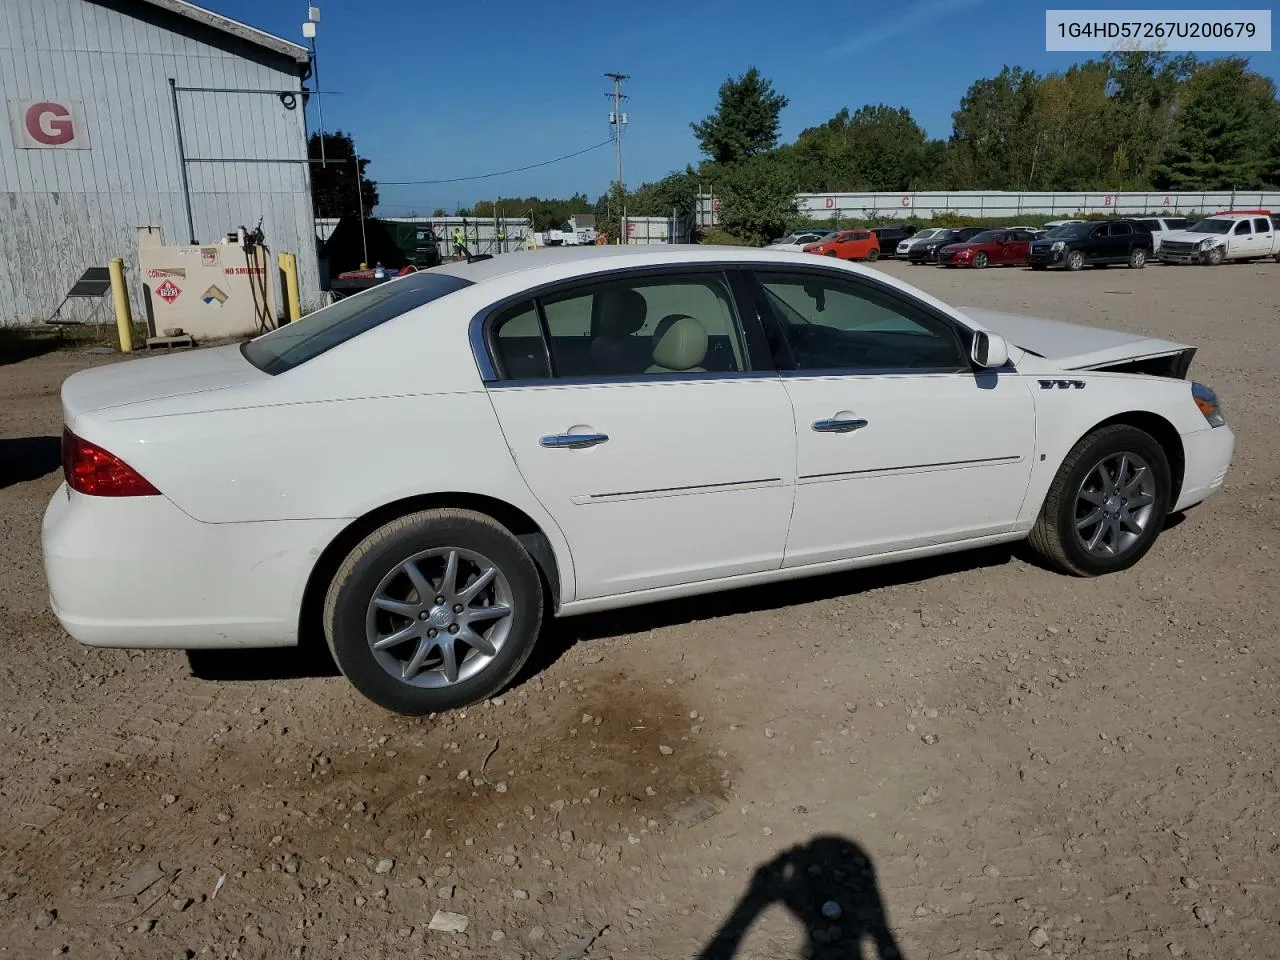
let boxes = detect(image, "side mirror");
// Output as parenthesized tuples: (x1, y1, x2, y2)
(972, 330, 1010, 369)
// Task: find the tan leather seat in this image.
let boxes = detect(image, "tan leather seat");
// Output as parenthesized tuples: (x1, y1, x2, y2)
(647, 315, 708, 374)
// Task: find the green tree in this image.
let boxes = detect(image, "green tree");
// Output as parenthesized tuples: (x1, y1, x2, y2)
(948, 67, 1039, 189)
(629, 166, 700, 217)
(691, 67, 789, 164)
(716, 153, 799, 245)
(1154, 57, 1280, 189)
(308, 131, 378, 217)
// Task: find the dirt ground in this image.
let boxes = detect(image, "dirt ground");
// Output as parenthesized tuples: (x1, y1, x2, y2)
(2, 259, 1277, 960)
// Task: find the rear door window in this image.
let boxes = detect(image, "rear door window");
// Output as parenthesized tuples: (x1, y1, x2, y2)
(1254, 218, 1271, 233)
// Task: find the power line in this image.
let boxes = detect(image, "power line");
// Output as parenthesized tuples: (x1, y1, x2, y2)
(380, 140, 613, 185)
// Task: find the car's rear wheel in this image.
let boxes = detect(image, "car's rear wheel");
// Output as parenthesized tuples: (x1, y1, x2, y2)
(1065, 250, 1085, 271)
(866, 248, 880, 262)
(973, 252, 988, 269)
(323, 509, 543, 714)
(1028, 424, 1171, 577)
(1128, 248, 1147, 268)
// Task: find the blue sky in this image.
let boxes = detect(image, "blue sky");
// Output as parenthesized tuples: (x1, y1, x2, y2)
(215, 1, 1278, 214)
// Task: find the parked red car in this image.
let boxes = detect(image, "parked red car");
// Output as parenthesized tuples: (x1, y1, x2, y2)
(937, 229, 1037, 268)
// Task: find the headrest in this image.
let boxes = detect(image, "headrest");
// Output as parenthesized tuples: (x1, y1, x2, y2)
(650, 316, 708, 371)
(592, 288, 647, 338)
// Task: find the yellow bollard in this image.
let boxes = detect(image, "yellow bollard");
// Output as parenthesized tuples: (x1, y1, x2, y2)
(283, 252, 302, 323)
(277, 252, 290, 321)
(108, 258, 133, 353)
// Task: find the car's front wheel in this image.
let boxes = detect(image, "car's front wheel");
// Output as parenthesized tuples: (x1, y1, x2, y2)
(323, 509, 543, 714)
(1065, 250, 1085, 271)
(1206, 247, 1224, 266)
(1028, 424, 1171, 577)
(973, 252, 988, 269)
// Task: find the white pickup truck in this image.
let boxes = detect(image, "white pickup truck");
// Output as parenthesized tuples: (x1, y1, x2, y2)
(1157, 210, 1280, 265)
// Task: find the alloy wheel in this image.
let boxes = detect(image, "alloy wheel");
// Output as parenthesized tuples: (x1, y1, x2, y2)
(365, 547, 513, 687)
(1073, 453, 1157, 558)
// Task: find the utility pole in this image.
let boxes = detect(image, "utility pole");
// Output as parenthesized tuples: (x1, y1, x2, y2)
(605, 72, 629, 244)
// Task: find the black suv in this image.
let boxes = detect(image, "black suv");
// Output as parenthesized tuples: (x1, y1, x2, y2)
(905, 227, 984, 264)
(869, 225, 917, 258)
(1028, 219, 1153, 271)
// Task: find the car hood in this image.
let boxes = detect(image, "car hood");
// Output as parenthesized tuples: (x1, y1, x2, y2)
(960, 307, 1194, 371)
(1160, 230, 1223, 245)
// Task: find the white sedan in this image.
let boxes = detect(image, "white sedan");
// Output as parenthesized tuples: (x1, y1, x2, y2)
(44, 246, 1234, 715)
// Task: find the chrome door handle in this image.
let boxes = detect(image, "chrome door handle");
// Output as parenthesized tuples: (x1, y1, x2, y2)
(539, 433, 609, 449)
(812, 418, 868, 434)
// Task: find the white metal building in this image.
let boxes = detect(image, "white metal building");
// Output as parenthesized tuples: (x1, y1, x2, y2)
(0, 0, 318, 325)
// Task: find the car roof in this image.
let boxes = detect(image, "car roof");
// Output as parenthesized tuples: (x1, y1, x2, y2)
(426, 243, 840, 285)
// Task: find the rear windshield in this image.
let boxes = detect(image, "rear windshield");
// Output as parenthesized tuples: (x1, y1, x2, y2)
(242, 272, 472, 374)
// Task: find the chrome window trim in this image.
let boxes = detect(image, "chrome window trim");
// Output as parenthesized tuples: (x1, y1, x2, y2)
(488, 369, 782, 389)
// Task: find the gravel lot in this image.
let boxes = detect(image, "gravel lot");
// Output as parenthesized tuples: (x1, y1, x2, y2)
(2, 259, 1277, 960)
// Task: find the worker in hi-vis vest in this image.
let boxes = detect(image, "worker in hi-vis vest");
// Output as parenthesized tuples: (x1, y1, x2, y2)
(453, 227, 466, 260)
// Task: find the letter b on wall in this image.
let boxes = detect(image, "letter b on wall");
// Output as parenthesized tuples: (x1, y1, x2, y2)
(9, 100, 90, 149)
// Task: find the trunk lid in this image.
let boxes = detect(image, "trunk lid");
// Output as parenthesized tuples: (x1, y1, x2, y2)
(60, 344, 268, 421)
(961, 307, 1195, 374)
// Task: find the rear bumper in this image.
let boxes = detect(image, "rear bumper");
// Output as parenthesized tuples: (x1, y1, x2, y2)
(42, 484, 345, 649)
(1174, 425, 1235, 512)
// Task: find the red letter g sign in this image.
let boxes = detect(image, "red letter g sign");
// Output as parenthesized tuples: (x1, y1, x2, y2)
(26, 102, 74, 145)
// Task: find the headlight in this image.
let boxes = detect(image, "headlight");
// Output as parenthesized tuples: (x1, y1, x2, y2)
(1192, 382, 1225, 427)
(1198, 238, 1214, 250)
(1051, 240, 1065, 251)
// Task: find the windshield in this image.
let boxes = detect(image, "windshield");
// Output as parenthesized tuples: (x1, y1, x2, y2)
(241, 272, 472, 375)
(1188, 218, 1233, 234)
(912, 229, 940, 240)
(968, 231, 1000, 243)
(931, 230, 958, 242)
(1046, 223, 1093, 238)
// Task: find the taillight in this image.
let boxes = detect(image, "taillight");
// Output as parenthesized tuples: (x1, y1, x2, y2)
(62, 427, 160, 497)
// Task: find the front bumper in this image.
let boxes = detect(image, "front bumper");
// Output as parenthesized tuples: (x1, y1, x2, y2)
(1174, 425, 1235, 512)
(1158, 248, 1208, 264)
(1028, 247, 1065, 267)
(42, 484, 345, 649)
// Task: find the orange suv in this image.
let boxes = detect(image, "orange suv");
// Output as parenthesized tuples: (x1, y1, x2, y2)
(802, 229, 880, 261)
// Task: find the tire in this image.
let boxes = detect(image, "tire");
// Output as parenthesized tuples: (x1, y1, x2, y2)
(1206, 246, 1224, 266)
(323, 509, 544, 714)
(1273, 253, 1280, 263)
(1028, 424, 1171, 577)
(1128, 248, 1147, 269)
(1031, 264, 1047, 271)
(825, 250, 839, 258)
(1065, 249, 1085, 271)
(866, 248, 880, 262)
(973, 252, 988, 269)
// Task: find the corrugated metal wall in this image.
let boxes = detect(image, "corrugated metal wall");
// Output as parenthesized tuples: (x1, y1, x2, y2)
(0, 0, 318, 326)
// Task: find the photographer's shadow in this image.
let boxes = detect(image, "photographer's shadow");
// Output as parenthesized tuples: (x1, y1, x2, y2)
(698, 835, 904, 960)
